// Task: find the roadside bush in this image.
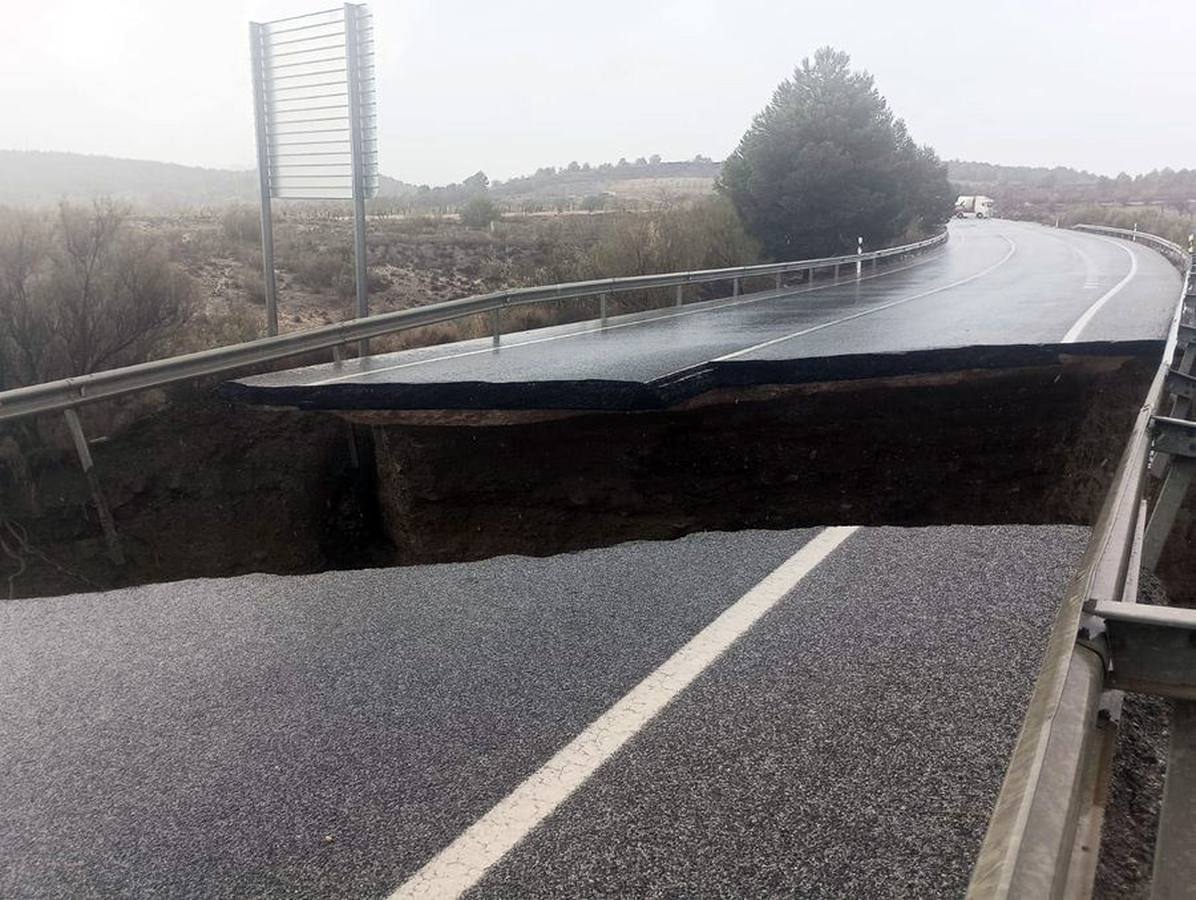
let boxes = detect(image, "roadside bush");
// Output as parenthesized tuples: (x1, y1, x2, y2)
(1056, 204, 1194, 248)
(219, 205, 260, 245)
(295, 249, 348, 290)
(0, 199, 196, 390)
(585, 196, 759, 278)
(459, 194, 500, 228)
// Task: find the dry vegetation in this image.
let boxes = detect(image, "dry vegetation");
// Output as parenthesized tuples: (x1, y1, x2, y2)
(146, 195, 759, 350)
(0, 195, 758, 439)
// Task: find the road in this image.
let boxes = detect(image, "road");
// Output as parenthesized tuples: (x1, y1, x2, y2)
(224, 220, 1180, 411)
(1, 525, 1087, 898)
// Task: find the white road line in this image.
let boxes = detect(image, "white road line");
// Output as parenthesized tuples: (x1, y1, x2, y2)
(386, 525, 860, 900)
(713, 235, 1017, 362)
(1060, 236, 1139, 343)
(311, 253, 943, 385)
(1043, 227, 1102, 290)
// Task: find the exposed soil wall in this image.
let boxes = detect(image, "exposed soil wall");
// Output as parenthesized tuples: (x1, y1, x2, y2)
(0, 399, 385, 599)
(367, 354, 1157, 565)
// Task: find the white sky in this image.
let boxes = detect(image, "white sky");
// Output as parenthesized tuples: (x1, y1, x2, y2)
(1, 0, 1193, 185)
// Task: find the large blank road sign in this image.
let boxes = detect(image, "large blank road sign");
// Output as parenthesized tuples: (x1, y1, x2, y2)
(250, 4, 378, 200)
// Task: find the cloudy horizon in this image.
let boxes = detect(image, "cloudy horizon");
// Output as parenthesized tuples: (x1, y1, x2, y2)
(2, 0, 1193, 185)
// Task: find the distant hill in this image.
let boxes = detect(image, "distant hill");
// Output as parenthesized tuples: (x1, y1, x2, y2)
(0, 150, 259, 208)
(947, 160, 1101, 190)
(490, 158, 722, 209)
(0, 149, 722, 212)
(0, 150, 417, 210)
(6, 150, 1188, 217)
(946, 159, 1196, 213)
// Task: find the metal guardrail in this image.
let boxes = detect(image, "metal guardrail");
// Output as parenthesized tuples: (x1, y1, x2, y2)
(1074, 223, 1191, 268)
(968, 223, 1195, 898)
(0, 231, 946, 425)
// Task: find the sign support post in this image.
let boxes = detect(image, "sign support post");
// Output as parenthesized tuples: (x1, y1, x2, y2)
(248, 22, 279, 336)
(249, 5, 378, 348)
(344, 3, 370, 356)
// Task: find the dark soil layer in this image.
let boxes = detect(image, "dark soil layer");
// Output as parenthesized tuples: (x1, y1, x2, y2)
(370, 355, 1157, 565)
(0, 399, 387, 599)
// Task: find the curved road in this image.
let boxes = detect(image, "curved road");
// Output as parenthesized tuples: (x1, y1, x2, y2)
(227, 220, 1180, 410)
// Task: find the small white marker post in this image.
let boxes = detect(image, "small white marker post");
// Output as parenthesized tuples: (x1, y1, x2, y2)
(1133, 222, 1139, 242)
(856, 236, 863, 278)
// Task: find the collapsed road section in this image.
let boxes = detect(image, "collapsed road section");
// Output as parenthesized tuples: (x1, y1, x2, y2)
(223, 342, 1160, 567)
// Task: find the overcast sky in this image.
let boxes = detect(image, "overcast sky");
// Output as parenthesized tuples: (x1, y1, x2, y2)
(1, 0, 1193, 185)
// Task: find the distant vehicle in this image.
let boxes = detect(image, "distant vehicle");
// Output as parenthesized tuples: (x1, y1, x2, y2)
(955, 195, 995, 219)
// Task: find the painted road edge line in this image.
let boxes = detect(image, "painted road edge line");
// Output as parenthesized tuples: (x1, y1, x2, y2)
(386, 524, 860, 900)
(1061, 235, 1139, 343)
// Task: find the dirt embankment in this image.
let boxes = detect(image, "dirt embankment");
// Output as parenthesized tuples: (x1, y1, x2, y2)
(0, 398, 387, 599)
(367, 355, 1157, 565)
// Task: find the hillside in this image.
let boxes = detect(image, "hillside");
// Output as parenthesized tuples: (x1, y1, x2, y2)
(5, 149, 1191, 217)
(946, 159, 1196, 213)
(0, 150, 419, 210)
(0, 149, 719, 212)
(0, 150, 259, 208)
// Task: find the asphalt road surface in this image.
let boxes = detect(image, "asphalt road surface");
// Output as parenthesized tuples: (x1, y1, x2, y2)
(1, 525, 1088, 898)
(225, 220, 1180, 411)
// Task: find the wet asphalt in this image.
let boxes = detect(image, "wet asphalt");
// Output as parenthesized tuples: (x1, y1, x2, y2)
(224, 220, 1179, 412)
(1, 525, 1088, 898)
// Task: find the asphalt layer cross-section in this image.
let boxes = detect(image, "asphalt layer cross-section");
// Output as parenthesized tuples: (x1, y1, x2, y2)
(222, 220, 1180, 412)
(1, 525, 1087, 898)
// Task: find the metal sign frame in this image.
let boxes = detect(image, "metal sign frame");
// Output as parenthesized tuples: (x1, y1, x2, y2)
(249, 4, 378, 338)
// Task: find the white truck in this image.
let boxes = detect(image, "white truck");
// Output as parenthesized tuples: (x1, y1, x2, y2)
(955, 195, 995, 219)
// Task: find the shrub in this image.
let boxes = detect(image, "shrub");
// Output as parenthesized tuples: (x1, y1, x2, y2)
(219, 205, 260, 245)
(0, 199, 196, 389)
(459, 194, 500, 228)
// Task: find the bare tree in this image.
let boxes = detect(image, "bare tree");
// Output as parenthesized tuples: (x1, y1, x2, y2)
(0, 200, 196, 389)
(0, 207, 53, 390)
(50, 199, 194, 376)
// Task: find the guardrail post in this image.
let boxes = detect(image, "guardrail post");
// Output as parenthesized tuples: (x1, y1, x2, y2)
(63, 408, 124, 566)
(599, 293, 608, 328)
(807, 266, 814, 284)
(1143, 457, 1196, 570)
(732, 277, 740, 298)
(491, 308, 501, 347)
(1152, 701, 1196, 897)
(833, 263, 840, 282)
(775, 272, 782, 290)
(332, 345, 345, 367)
(675, 284, 683, 307)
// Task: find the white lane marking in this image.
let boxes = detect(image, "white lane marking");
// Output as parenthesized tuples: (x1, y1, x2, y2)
(713, 235, 1017, 362)
(386, 525, 860, 900)
(311, 254, 943, 385)
(1060, 237, 1140, 343)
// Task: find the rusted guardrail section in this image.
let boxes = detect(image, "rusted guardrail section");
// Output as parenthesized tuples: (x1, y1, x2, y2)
(968, 224, 1195, 898)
